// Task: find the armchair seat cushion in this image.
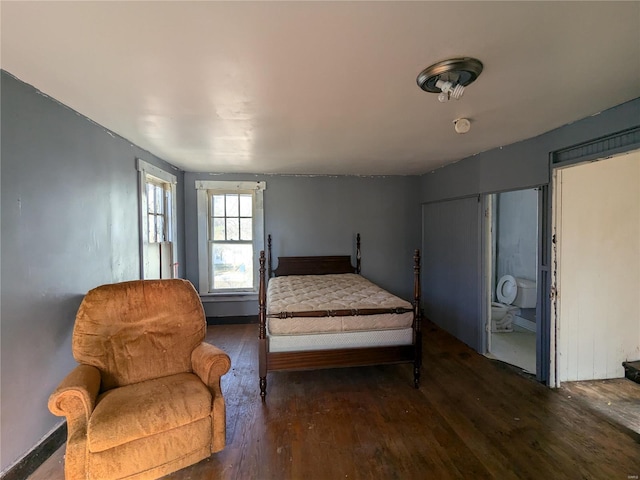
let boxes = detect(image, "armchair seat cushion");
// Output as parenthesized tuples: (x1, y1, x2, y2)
(88, 372, 212, 453)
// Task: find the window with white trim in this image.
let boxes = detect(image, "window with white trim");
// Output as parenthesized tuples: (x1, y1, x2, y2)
(146, 180, 172, 244)
(137, 159, 178, 279)
(196, 181, 266, 295)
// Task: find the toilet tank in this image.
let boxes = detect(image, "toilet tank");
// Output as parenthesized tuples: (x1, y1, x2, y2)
(513, 278, 536, 308)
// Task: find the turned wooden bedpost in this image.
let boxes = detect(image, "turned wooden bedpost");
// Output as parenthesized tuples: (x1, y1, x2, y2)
(267, 234, 273, 278)
(259, 250, 267, 401)
(413, 249, 422, 389)
(356, 233, 361, 274)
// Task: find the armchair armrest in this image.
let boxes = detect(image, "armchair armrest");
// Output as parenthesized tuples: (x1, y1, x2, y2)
(191, 342, 231, 388)
(192, 342, 230, 453)
(48, 364, 101, 424)
(48, 364, 101, 479)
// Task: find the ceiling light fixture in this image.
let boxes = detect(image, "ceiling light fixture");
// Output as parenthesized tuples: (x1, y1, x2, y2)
(417, 57, 483, 102)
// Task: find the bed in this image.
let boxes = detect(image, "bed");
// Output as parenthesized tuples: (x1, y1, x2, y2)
(258, 234, 422, 400)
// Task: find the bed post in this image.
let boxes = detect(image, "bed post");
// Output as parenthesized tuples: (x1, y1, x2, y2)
(413, 249, 422, 389)
(267, 234, 273, 278)
(356, 233, 361, 274)
(259, 250, 267, 401)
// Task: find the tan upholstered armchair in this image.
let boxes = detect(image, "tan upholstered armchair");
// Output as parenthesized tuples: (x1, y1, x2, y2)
(48, 279, 231, 480)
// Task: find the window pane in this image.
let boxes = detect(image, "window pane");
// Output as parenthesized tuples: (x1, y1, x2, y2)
(240, 218, 252, 240)
(213, 218, 226, 240)
(155, 186, 164, 214)
(148, 214, 156, 243)
(225, 194, 239, 217)
(166, 194, 173, 241)
(211, 243, 253, 289)
(239, 194, 252, 217)
(212, 195, 225, 217)
(157, 216, 164, 242)
(227, 218, 239, 240)
(147, 184, 155, 213)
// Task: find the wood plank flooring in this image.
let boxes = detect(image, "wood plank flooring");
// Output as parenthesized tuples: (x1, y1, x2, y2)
(29, 321, 640, 480)
(561, 378, 640, 435)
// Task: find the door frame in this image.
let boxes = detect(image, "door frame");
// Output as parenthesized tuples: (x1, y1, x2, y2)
(481, 194, 492, 354)
(481, 188, 545, 381)
(547, 126, 640, 387)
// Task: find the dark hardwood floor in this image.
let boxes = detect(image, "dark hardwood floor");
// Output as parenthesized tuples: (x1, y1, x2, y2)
(30, 322, 640, 480)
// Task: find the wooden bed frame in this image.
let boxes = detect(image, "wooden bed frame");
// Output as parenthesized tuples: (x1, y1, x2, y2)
(258, 234, 422, 401)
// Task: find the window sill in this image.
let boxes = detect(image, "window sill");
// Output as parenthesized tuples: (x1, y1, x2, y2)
(199, 293, 258, 303)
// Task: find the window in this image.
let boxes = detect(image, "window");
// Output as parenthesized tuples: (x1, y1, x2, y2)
(146, 180, 172, 243)
(137, 159, 178, 279)
(196, 181, 266, 295)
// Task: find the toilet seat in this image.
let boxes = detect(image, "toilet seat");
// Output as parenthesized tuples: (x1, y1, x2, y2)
(497, 275, 517, 305)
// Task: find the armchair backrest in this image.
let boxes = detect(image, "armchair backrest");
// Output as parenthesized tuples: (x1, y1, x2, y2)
(72, 279, 206, 390)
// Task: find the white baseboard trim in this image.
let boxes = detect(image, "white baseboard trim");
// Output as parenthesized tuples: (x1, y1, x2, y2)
(514, 316, 536, 332)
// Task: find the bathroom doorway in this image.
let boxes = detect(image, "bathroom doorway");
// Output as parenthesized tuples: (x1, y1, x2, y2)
(484, 188, 538, 374)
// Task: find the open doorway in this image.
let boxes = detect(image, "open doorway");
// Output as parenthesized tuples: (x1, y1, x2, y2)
(551, 148, 640, 385)
(485, 188, 538, 374)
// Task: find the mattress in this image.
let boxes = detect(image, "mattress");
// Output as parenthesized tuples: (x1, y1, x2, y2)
(267, 273, 413, 336)
(268, 328, 414, 353)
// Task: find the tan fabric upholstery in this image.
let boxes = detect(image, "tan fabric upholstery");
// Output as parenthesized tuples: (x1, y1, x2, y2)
(72, 279, 206, 390)
(49, 279, 231, 480)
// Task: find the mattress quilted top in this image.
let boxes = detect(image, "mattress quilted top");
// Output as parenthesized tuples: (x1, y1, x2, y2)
(267, 273, 412, 314)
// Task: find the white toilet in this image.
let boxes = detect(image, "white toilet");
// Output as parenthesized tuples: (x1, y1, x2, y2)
(491, 302, 517, 332)
(491, 275, 536, 332)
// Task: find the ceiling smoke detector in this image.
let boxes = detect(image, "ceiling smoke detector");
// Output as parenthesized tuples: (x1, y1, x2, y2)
(417, 57, 483, 102)
(453, 118, 471, 134)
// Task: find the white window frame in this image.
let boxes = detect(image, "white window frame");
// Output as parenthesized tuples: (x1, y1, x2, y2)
(196, 180, 266, 296)
(137, 158, 178, 279)
(145, 179, 172, 244)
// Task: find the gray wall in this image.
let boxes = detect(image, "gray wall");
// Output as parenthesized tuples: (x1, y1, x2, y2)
(420, 98, 640, 202)
(0, 71, 184, 473)
(419, 97, 640, 348)
(184, 173, 422, 317)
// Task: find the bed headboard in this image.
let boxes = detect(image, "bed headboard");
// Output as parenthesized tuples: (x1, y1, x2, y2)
(267, 234, 361, 277)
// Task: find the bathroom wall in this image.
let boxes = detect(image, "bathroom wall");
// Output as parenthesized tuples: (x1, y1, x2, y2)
(495, 189, 538, 285)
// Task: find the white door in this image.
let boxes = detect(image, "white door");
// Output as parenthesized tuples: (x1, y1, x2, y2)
(552, 149, 640, 385)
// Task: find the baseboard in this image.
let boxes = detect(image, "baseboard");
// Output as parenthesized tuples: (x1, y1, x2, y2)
(513, 315, 536, 332)
(1, 422, 66, 480)
(206, 315, 258, 325)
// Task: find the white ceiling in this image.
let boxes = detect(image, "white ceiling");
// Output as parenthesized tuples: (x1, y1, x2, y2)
(2, 1, 639, 175)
